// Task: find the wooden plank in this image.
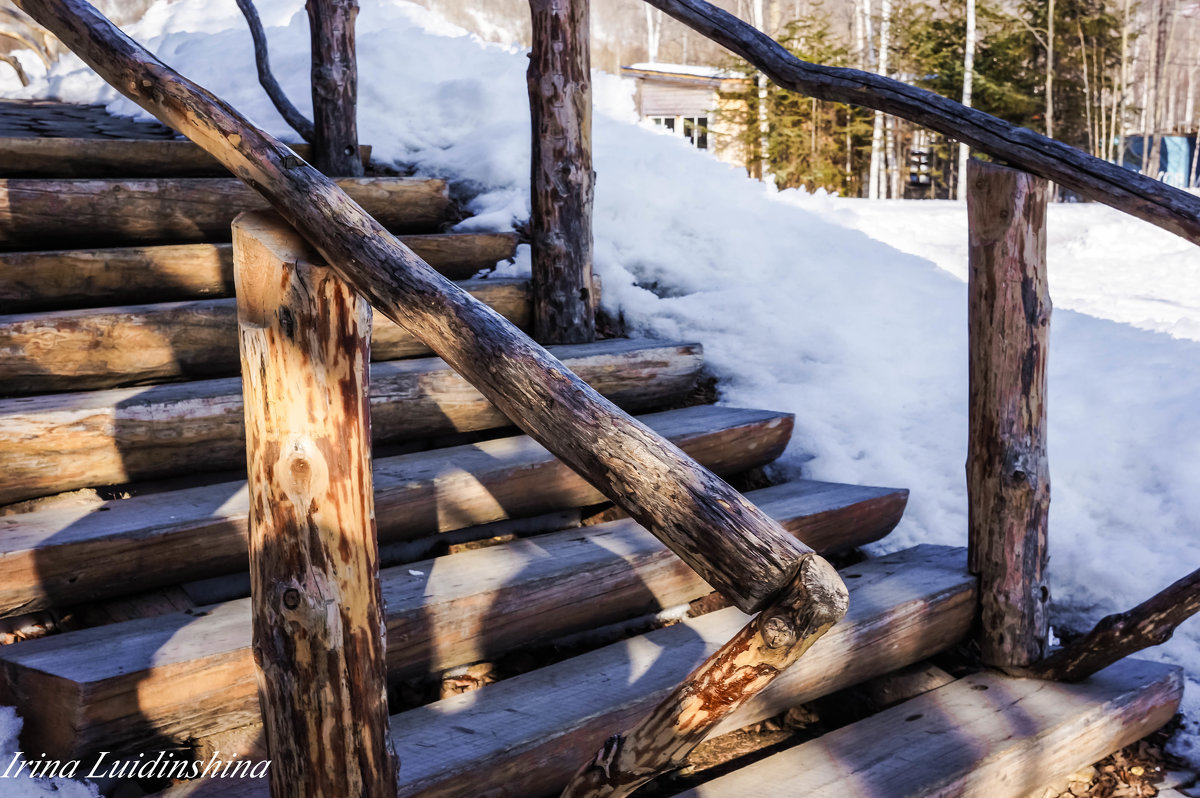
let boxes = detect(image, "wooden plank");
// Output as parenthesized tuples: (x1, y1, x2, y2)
(0, 404, 794, 616)
(393, 545, 976, 798)
(234, 209, 393, 795)
(966, 159, 1051, 668)
(676, 658, 1182, 798)
(0, 497, 912, 760)
(0, 138, 372, 178)
(0, 278, 530, 394)
(0, 232, 519, 312)
(0, 176, 452, 249)
(0, 337, 701, 506)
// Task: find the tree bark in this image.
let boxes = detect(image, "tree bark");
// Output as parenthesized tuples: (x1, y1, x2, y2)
(1027, 567, 1200, 682)
(955, 0, 976, 200)
(305, 0, 363, 176)
(14, 0, 831, 616)
(234, 211, 394, 796)
(966, 159, 1051, 669)
(561, 555, 848, 798)
(640, 0, 1200, 244)
(527, 0, 596, 343)
(234, 0, 314, 144)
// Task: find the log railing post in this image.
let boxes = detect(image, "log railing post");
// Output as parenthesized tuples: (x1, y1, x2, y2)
(306, 0, 363, 176)
(527, 0, 596, 344)
(966, 158, 1052, 669)
(234, 210, 395, 796)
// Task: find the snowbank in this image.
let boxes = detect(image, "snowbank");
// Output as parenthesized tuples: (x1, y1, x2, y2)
(10, 0, 1200, 777)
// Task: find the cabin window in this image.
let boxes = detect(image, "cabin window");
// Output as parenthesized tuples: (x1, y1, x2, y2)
(652, 115, 709, 150)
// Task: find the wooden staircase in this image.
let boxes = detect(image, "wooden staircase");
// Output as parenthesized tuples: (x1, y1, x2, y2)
(0, 130, 1183, 797)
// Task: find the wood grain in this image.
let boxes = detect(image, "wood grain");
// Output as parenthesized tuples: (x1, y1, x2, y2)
(235, 210, 393, 795)
(0, 232, 519, 312)
(0, 337, 702, 506)
(0, 278, 530, 394)
(527, 0, 595, 343)
(0, 405, 791, 616)
(966, 160, 1051, 668)
(0, 526, 920, 763)
(0, 176, 451, 249)
(676, 658, 1182, 797)
(0, 138, 370, 178)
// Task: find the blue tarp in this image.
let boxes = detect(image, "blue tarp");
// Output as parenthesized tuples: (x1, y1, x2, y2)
(1121, 134, 1198, 187)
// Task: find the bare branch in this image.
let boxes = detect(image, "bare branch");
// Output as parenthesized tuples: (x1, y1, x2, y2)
(234, 0, 315, 143)
(1027, 567, 1200, 682)
(0, 53, 29, 86)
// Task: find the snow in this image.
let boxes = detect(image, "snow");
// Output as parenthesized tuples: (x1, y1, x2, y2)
(7, 0, 1200, 785)
(623, 62, 738, 79)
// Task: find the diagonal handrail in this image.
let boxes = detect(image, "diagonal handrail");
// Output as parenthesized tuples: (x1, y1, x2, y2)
(642, 0, 1200, 247)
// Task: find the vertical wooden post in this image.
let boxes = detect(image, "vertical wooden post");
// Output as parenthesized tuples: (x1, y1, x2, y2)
(527, 0, 596, 344)
(306, 0, 364, 176)
(234, 210, 395, 796)
(966, 158, 1052, 669)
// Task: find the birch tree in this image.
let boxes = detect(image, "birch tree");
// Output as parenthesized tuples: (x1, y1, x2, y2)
(956, 0, 977, 198)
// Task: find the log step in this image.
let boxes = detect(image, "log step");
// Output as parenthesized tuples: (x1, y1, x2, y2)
(0, 177, 454, 249)
(0, 488, 911, 759)
(154, 545, 970, 798)
(0, 137, 371, 178)
(0, 337, 702, 506)
(676, 658, 1183, 798)
(0, 404, 801, 616)
(0, 232, 519, 312)
(0, 277, 532, 394)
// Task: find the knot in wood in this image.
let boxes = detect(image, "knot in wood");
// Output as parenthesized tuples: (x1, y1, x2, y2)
(761, 615, 796, 650)
(283, 588, 301, 610)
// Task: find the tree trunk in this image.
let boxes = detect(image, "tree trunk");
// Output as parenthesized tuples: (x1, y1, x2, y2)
(966, 159, 1051, 669)
(234, 211, 394, 796)
(527, 0, 596, 344)
(1046, 0, 1055, 140)
(14, 0, 835, 617)
(305, 0, 363, 176)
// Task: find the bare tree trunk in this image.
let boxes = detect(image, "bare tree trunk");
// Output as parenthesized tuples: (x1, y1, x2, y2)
(1079, 20, 1094, 156)
(752, 0, 771, 182)
(527, 0, 596, 344)
(305, 0, 363, 176)
(1111, 0, 1132, 163)
(1046, 0, 1054, 140)
(956, 0, 976, 199)
(645, 5, 662, 61)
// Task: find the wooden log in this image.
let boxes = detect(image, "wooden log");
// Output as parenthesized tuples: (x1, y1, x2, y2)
(0, 176, 451, 249)
(642, 0, 1200, 245)
(674, 659, 1182, 798)
(0, 278, 531, 394)
(1027, 566, 1200, 682)
(305, 0, 363, 176)
(0, 337, 701, 506)
(1, 531, 923, 764)
(234, 210, 394, 795)
(0, 232, 518, 312)
(562, 554, 847, 797)
(0, 405, 793, 616)
(0, 138, 371, 178)
(966, 159, 1051, 669)
(12, 0, 826, 615)
(527, 0, 595, 344)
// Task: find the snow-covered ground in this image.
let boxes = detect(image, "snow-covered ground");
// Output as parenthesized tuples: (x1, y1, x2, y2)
(7, 0, 1200, 791)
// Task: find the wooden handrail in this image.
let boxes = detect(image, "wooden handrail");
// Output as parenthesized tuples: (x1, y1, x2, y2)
(642, 0, 1200, 246)
(11, 0, 846, 621)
